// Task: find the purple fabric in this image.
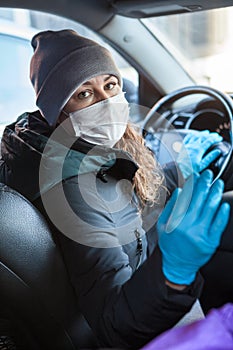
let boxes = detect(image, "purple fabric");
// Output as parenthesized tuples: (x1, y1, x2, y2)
(141, 303, 233, 350)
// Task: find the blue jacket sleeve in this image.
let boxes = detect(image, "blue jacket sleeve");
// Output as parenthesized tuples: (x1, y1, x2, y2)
(57, 232, 203, 348)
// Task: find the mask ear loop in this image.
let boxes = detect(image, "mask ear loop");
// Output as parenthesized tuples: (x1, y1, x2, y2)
(62, 109, 70, 117)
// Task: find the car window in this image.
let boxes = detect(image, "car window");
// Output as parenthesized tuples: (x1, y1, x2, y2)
(0, 33, 36, 133)
(143, 7, 233, 93)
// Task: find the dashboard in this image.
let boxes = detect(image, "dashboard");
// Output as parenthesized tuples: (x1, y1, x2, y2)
(165, 97, 231, 142)
(143, 93, 233, 171)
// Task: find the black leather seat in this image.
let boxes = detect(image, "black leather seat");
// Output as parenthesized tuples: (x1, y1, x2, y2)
(0, 183, 98, 350)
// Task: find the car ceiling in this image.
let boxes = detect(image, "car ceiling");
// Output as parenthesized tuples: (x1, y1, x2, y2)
(1, 0, 233, 31)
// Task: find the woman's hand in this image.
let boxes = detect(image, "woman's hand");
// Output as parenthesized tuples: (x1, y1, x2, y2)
(177, 130, 223, 179)
(157, 170, 230, 285)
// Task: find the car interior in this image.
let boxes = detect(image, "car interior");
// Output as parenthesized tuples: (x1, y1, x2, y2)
(1, 0, 233, 349)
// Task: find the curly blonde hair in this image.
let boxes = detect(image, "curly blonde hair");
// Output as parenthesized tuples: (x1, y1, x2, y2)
(115, 123, 164, 207)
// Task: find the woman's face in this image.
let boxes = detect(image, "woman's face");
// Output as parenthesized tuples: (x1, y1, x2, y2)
(62, 74, 121, 116)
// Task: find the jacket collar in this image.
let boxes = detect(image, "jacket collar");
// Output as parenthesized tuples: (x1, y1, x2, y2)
(1, 112, 138, 199)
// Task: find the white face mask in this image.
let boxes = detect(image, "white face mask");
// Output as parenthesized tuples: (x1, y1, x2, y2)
(64, 92, 129, 147)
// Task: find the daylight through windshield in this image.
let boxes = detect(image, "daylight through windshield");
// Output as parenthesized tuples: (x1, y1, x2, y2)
(143, 7, 233, 94)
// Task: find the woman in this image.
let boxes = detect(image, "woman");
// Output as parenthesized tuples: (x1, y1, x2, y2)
(0, 29, 230, 348)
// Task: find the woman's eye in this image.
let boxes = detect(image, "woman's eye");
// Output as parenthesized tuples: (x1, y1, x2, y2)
(78, 90, 91, 99)
(105, 82, 117, 90)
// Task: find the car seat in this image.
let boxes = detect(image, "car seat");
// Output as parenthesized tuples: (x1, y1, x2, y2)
(0, 183, 98, 350)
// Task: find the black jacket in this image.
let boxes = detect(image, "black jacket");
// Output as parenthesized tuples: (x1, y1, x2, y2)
(0, 112, 203, 348)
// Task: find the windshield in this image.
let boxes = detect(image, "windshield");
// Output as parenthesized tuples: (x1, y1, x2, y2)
(143, 6, 233, 94)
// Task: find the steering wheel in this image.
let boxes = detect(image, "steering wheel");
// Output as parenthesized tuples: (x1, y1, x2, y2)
(142, 85, 233, 181)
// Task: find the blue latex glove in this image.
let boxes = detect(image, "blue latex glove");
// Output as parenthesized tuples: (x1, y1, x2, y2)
(157, 170, 230, 285)
(177, 130, 223, 179)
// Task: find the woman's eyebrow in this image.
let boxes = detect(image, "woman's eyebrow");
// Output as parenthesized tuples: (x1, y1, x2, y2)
(104, 75, 112, 81)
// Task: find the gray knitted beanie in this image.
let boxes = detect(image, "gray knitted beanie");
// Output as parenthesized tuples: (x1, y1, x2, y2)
(30, 29, 122, 126)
